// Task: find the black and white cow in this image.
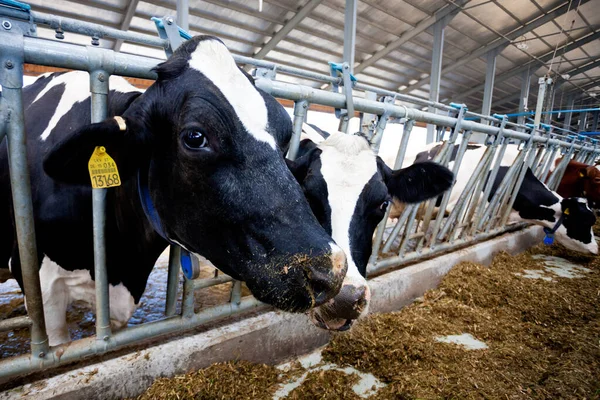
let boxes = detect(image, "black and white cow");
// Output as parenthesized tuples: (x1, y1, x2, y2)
(285, 124, 454, 330)
(1, 36, 349, 345)
(403, 142, 598, 254)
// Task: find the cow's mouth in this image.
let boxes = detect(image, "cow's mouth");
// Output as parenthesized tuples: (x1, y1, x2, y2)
(309, 310, 354, 332)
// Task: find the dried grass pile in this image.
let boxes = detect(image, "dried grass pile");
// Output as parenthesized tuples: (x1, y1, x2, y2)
(135, 240, 600, 399)
(324, 243, 600, 399)
(137, 360, 280, 400)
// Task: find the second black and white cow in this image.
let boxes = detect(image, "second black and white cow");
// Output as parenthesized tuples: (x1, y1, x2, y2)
(404, 142, 598, 254)
(285, 124, 454, 330)
(1, 36, 348, 345)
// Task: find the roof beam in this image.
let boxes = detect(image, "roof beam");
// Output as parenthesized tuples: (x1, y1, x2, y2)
(496, 76, 600, 112)
(113, 0, 141, 52)
(456, 30, 600, 104)
(401, 0, 589, 94)
(353, 0, 469, 75)
(253, 0, 323, 60)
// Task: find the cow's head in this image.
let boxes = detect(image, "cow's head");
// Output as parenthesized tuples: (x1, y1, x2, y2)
(43, 36, 347, 313)
(555, 197, 598, 254)
(577, 165, 600, 210)
(287, 133, 454, 330)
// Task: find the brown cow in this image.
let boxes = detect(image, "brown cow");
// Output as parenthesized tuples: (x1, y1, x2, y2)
(555, 159, 600, 209)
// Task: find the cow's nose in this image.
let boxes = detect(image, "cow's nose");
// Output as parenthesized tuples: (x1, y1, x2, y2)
(304, 243, 347, 307)
(331, 284, 369, 320)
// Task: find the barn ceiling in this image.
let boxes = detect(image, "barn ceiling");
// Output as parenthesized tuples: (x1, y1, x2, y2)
(19, 0, 600, 115)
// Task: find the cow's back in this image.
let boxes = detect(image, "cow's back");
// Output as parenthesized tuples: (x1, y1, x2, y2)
(0, 72, 162, 301)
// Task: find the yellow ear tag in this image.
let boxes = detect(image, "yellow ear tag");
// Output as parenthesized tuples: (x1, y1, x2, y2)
(579, 171, 586, 178)
(88, 146, 121, 189)
(564, 208, 570, 215)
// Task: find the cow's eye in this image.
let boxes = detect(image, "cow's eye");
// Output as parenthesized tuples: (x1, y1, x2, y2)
(183, 131, 208, 150)
(380, 200, 391, 211)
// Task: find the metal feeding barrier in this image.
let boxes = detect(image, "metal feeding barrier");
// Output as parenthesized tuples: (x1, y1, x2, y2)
(0, 1, 598, 382)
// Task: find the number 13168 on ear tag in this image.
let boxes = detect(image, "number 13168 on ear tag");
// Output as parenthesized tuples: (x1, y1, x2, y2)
(88, 146, 121, 189)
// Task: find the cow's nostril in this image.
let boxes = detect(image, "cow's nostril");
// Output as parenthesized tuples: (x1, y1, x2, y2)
(303, 268, 336, 306)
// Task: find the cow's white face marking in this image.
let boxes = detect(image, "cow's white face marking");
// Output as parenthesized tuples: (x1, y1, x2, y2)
(318, 133, 375, 291)
(188, 39, 276, 149)
(39, 255, 137, 346)
(32, 71, 141, 141)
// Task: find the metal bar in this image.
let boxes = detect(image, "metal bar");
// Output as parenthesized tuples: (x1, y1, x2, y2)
(287, 100, 308, 161)
(579, 111, 588, 132)
(0, 316, 31, 333)
(19, 36, 160, 80)
(164, 245, 180, 317)
(254, 79, 597, 152)
(343, 0, 357, 73)
(113, 0, 141, 51)
(427, 18, 446, 144)
(517, 69, 531, 128)
(193, 274, 234, 290)
(481, 49, 499, 121)
(370, 224, 528, 274)
(176, 0, 189, 31)
(253, 0, 323, 60)
(592, 111, 599, 132)
(0, 7, 168, 49)
(0, 297, 266, 381)
(88, 50, 112, 343)
(230, 281, 242, 305)
(1, 33, 49, 358)
(182, 276, 195, 319)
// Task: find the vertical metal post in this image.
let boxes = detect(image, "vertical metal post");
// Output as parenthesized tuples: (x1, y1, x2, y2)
(287, 100, 308, 161)
(533, 77, 550, 129)
(89, 68, 112, 343)
(176, 0, 189, 31)
(427, 18, 446, 144)
(579, 110, 588, 132)
(164, 245, 180, 317)
(544, 82, 561, 125)
(360, 91, 378, 139)
(480, 50, 498, 120)
(563, 95, 575, 130)
(343, 0, 357, 73)
(1, 33, 49, 358)
(591, 110, 599, 132)
(517, 68, 531, 128)
(474, 48, 501, 142)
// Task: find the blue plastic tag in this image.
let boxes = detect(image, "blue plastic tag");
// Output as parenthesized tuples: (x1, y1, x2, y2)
(180, 251, 193, 280)
(543, 234, 554, 245)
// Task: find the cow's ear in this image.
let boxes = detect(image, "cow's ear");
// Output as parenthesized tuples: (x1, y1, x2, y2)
(379, 158, 454, 203)
(43, 116, 151, 185)
(286, 146, 321, 183)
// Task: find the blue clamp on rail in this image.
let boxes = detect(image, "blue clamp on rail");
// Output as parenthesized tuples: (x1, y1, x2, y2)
(492, 113, 507, 120)
(151, 16, 192, 40)
(328, 62, 357, 82)
(0, 0, 30, 11)
(525, 123, 535, 130)
(449, 102, 467, 110)
(540, 123, 551, 131)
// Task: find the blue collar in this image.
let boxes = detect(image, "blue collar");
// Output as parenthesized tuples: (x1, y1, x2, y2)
(137, 167, 169, 241)
(543, 213, 565, 245)
(137, 168, 197, 280)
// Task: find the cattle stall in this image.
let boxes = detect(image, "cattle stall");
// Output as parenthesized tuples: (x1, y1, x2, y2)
(0, 2, 599, 386)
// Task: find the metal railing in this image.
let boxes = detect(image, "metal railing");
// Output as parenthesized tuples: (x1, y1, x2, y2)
(0, 3, 598, 384)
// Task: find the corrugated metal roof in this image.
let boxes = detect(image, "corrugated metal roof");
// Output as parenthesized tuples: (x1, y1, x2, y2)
(20, 0, 600, 115)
